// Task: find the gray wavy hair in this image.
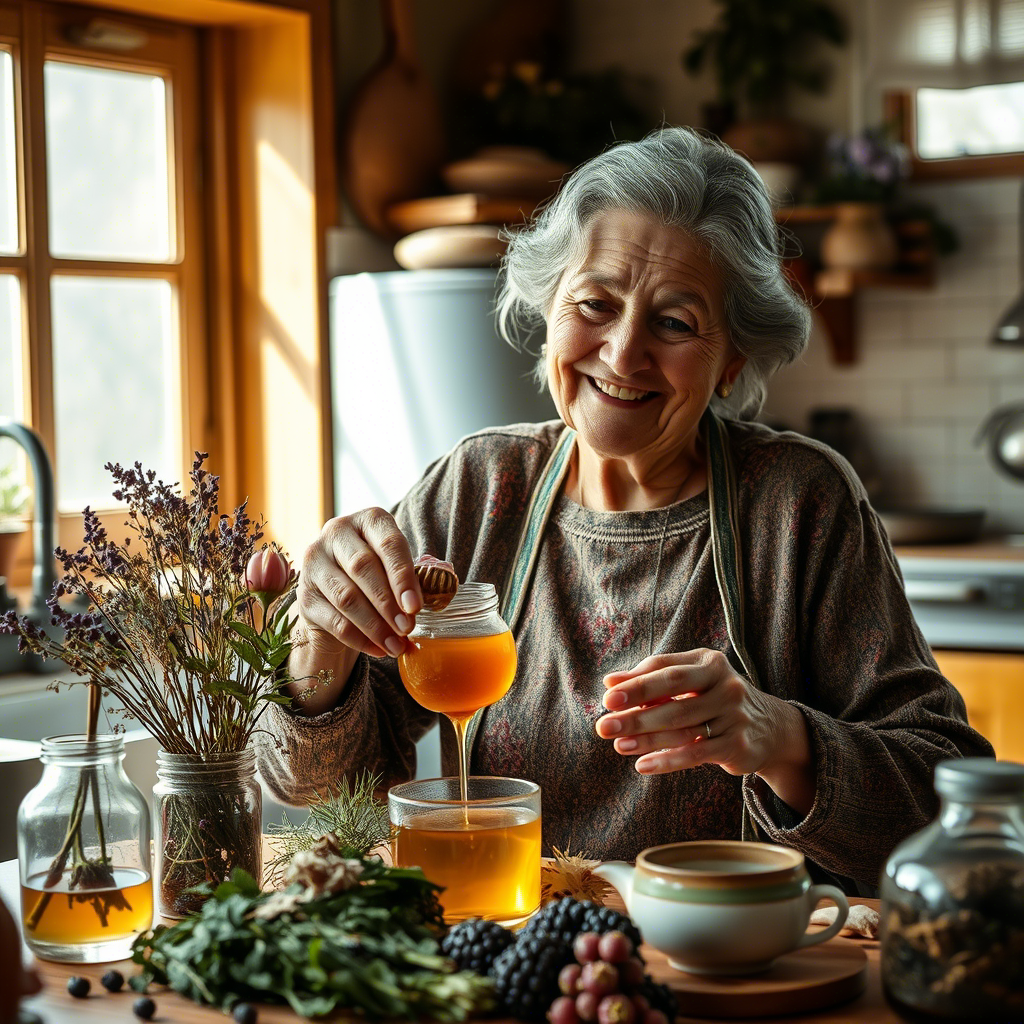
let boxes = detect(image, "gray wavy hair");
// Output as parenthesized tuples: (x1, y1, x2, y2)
(495, 126, 812, 420)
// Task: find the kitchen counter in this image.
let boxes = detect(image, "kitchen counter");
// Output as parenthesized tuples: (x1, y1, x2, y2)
(893, 537, 1024, 562)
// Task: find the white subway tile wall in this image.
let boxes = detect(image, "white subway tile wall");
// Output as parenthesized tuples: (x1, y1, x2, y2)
(763, 178, 1024, 533)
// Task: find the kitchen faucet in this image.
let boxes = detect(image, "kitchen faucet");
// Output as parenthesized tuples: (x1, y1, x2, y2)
(0, 419, 57, 672)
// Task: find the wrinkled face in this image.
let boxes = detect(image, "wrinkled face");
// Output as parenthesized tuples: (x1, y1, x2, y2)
(546, 208, 743, 464)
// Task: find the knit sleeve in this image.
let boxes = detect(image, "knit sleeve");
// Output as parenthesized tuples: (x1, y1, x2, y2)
(251, 447, 464, 806)
(735, 430, 994, 888)
(253, 424, 555, 806)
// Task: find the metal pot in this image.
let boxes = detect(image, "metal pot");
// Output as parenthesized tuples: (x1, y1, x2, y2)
(977, 402, 1024, 482)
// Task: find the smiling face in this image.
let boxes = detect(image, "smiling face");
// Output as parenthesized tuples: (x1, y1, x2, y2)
(545, 208, 745, 482)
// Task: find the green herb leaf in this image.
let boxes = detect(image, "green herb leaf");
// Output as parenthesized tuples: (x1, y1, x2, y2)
(130, 857, 494, 1020)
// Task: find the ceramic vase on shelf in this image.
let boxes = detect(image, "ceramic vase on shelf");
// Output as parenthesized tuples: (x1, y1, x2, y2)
(820, 202, 899, 272)
(340, 0, 446, 238)
(17, 734, 152, 962)
(153, 748, 262, 919)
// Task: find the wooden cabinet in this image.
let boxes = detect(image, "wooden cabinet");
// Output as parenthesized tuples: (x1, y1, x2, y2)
(933, 650, 1024, 764)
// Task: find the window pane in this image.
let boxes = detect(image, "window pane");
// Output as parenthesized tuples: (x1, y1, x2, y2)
(44, 62, 171, 260)
(0, 274, 24, 479)
(917, 83, 1024, 158)
(0, 51, 17, 255)
(51, 276, 178, 512)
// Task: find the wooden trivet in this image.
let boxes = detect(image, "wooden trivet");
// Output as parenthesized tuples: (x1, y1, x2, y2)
(643, 937, 868, 1019)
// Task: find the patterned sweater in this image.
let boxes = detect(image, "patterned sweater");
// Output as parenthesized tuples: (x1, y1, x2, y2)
(254, 419, 993, 889)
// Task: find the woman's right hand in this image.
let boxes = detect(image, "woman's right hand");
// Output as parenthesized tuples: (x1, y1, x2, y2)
(297, 508, 423, 661)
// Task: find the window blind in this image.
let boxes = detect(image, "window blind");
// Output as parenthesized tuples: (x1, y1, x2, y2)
(865, 0, 1024, 87)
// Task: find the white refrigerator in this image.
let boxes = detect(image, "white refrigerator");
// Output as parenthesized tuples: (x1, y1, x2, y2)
(328, 268, 557, 776)
(329, 268, 557, 518)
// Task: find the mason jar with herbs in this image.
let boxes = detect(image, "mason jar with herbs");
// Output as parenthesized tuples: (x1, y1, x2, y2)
(153, 748, 262, 918)
(880, 759, 1024, 1022)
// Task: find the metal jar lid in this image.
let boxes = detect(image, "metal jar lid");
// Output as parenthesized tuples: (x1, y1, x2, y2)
(935, 758, 1024, 799)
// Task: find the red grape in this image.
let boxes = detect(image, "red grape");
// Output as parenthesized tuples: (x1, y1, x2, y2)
(597, 930, 633, 963)
(644, 1011, 669, 1024)
(630, 994, 650, 1015)
(597, 994, 636, 1024)
(559, 963, 583, 995)
(580, 960, 619, 997)
(547, 995, 580, 1024)
(619, 956, 645, 989)
(574, 931, 601, 964)
(576, 991, 599, 1022)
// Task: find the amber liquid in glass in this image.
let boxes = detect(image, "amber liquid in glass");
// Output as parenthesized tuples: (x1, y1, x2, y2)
(393, 805, 541, 924)
(398, 632, 517, 718)
(21, 867, 153, 944)
(399, 630, 517, 807)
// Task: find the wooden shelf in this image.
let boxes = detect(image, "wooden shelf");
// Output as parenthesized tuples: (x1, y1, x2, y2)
(777, 205, 937, 363)
(386, 193, 540, 235)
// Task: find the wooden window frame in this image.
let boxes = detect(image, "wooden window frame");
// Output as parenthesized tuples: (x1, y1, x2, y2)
(2, 0, 337, 587)
(885, 89, 1024, 180)
(1, 0, 206, 573)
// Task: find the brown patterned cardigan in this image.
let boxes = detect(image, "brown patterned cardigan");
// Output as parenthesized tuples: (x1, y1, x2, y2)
(254, 419, 993, 890)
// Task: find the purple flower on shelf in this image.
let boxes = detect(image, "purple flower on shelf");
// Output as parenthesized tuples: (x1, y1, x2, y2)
(816, 126, 909, 204)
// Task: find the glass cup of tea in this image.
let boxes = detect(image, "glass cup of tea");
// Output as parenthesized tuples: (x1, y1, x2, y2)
(397, 582, 516, 805)
(389, 776, 541, 926)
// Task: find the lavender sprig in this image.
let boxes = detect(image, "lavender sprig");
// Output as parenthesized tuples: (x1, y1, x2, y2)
(1, 454, 297, 755)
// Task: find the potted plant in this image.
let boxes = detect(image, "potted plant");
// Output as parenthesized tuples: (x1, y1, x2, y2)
(0, 462, 30, 581)
(682, 0, 846, 185)
(813, 126, 959, 270)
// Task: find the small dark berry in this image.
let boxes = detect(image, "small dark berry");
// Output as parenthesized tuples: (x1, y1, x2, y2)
(233, 1003, 258, 1024)
(133, 996, 157, 1020)
(67, 976, 91, 998)
(100, 969, 125, 992)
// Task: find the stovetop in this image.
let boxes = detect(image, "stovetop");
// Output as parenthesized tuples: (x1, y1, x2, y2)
(894, 538, 1024, 651)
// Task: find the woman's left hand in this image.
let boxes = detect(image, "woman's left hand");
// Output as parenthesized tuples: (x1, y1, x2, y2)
(594, 649, 815, 813)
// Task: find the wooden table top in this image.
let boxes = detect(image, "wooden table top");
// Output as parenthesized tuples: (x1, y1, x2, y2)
(4, 858, 899, 1024)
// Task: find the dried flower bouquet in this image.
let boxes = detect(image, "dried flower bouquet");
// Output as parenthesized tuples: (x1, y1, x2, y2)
(3, 454, 321, 917)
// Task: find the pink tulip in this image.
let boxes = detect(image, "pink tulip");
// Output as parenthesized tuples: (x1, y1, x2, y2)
(245, 547, 291, 597)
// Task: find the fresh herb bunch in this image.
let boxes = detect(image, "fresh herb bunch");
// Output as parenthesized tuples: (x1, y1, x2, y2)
(267, 769, 392, 884)
(130, 850, 495, 1021)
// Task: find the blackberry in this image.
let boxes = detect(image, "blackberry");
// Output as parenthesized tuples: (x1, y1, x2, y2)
(441, 917, 514, 974)
(520, 897, 644, 954)
(490, 930, 573, 1021)
(579, 903, 644, 953)
(636, 975, 679, 1020)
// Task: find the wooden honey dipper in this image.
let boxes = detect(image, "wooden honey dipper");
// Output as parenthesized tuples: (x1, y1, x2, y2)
(413, 554, 459, 611)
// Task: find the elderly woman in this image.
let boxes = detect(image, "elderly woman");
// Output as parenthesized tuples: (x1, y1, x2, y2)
(256, 127, 991, 892)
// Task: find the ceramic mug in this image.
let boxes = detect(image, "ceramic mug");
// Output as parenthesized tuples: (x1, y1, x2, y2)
(593, 840, 850, 975)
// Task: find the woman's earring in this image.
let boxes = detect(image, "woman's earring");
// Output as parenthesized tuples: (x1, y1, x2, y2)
(717, 382, 733, 399)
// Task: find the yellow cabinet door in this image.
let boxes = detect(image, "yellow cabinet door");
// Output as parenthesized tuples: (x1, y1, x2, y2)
(933, 650, 1024, 765)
